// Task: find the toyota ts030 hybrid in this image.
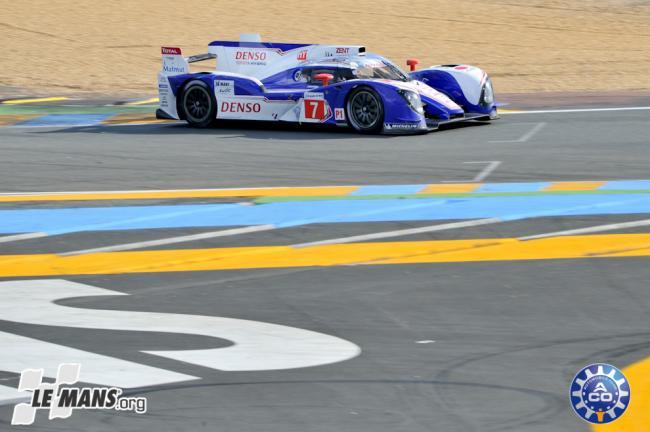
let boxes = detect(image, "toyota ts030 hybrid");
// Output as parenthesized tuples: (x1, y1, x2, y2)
(156, 34, 497, 134)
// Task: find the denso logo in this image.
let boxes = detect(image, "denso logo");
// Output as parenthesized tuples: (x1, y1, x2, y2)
(336, 47, 349, 54)
(221, 101, 261, 113)
(235, 51, 267, 61)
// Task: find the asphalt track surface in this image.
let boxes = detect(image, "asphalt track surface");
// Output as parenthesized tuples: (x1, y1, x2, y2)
(1, 108, 649, 432)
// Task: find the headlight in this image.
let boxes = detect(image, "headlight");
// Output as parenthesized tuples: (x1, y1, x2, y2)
(482, 78, 494, 105)
(398, 90, 424, 114)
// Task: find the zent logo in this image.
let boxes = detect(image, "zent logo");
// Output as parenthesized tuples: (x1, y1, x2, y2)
(570, 363, 630, 424)
(336, 47, 349, 54)
(297, 50, 307, 61)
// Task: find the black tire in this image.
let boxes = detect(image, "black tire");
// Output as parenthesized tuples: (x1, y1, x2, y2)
(346, 87, 384, 134)
(179, 80, 216, 128)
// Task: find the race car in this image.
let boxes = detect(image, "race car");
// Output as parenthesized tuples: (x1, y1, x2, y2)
(156, 34, 497, 134)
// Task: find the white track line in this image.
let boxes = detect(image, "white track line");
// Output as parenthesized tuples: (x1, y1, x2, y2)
(468, 161, 502, 182)
(490, 122, 546, 143)
(441, 161, 501, 183)
(502, 106, 650, 115)
(61, 224, 276, 256)
(516, 122, 546, 142)
(293, 218, 502, 248)
(519, 218, 650, 241)
(0, 232, 48, 243)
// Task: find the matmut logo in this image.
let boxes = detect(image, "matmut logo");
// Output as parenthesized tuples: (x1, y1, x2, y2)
(12, 364, 146, 425)
(161, 47, 182, 55)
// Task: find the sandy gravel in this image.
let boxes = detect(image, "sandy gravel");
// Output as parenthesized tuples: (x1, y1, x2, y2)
(1, 0, 650, 97)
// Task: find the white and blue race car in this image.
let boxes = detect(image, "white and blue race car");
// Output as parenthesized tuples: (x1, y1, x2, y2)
(156, 34, 497, 134)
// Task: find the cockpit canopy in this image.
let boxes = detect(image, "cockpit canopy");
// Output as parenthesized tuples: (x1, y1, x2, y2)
(298, 55, 410, 85)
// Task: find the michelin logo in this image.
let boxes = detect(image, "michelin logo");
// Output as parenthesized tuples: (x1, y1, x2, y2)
(384, 122, 419, 130)
(12, 364, 146, 425)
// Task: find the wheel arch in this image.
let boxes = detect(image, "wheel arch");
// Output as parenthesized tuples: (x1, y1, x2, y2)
(344, 84, 386, 134)
(172, 75, 216, 121)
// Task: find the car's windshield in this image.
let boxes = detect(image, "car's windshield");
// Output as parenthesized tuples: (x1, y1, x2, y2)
(352, 57, 410, 82)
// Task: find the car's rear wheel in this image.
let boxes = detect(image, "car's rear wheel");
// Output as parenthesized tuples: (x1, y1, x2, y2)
(346, 87, 384, 134)
(180, 80, 215, 128)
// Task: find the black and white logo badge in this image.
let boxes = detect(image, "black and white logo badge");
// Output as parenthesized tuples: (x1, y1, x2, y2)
(12, 363, 146, 425)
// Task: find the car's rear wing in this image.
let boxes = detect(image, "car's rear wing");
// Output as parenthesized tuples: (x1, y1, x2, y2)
(186, 52, 216, 63)
(160, 47, 216, 76)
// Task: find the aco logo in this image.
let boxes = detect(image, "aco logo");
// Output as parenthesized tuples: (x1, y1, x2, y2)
(570, 363, 630, 424)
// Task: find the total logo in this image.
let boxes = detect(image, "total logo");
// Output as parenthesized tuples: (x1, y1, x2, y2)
(220, 101, 261, 113)
(570, 363, 631, 424)
(161, 46, 181, 55)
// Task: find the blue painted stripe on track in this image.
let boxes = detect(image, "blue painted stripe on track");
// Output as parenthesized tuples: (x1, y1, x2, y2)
(475, 182, 551, 193)
(2, 194, 650, 235)
(15, 114, 112, 127)
(351, 185, 426, 196)
(598, 180, 650, 190)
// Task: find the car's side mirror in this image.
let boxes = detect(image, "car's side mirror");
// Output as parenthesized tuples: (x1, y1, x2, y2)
(314, 73, 334, 87)
(406, 58, 420, 72)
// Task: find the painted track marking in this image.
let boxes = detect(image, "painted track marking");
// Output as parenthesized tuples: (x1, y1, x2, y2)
(0, 232, 47, 244)
(1, 234, 649, 277)
(294, 218, 501, 248)
(520, 218, 650, 240)
(490, 122, 546, 143)
(441, 161, 502, 183)
(62, 224, 276, 255)
(0, 279, 361, 373)
(2, 97, 69, 105)
(3, 193, 649, 236)
(467, 161, 502, 182)
(500, 106, 650, 115)
(2, 180, 650, 203)
(0, 331, 196, 406)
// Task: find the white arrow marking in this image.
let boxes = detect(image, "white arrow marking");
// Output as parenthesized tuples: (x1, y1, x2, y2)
(0, 332, 196, 405)
(0, 279, 360, 373)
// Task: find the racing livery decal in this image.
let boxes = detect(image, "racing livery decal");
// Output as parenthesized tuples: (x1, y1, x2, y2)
(156, 34, 497, 134)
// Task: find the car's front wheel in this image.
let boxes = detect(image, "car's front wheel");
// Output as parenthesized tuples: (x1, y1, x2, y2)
(180, 80, 215, 128)
(346, 87, 384, 134)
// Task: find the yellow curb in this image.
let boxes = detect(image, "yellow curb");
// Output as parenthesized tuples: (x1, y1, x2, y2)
(0, 114, 39, 126)
(2, 97, 69, 105)
(0, 233, 648, 277)
(592, 356, 650, 431)
(102, 113, 160, 125)
(125, 97, 159, 106)
(419, 183, 482, 194)
(544, 181, 606, 192)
